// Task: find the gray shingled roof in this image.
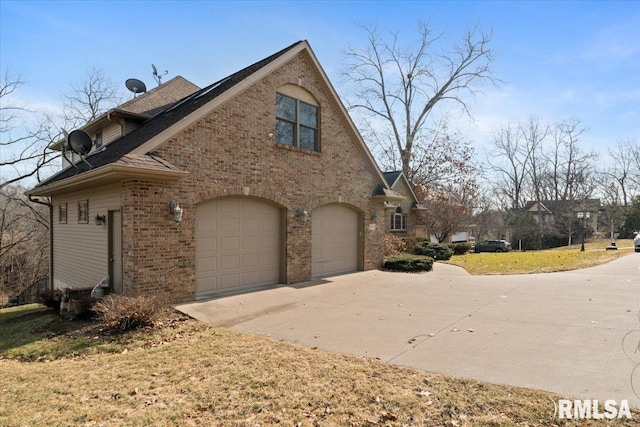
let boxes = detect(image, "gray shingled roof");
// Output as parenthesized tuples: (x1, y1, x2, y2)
(382, 171, 402, 187)
(34, 41, 304, 189)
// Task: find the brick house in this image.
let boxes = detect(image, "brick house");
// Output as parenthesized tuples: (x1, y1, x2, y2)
(380, 171, 425, 237)
(28, 41, 406, 302)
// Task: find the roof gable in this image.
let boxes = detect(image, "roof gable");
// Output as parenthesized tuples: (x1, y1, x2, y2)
(118, 76, 200, 116)
(31, 41, 389, 195)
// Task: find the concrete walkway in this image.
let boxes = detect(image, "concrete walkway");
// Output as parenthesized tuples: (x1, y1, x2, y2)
(176, 254, 640, 407)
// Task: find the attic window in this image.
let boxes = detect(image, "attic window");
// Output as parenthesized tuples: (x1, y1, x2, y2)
(94, 131, 103, 148)
(275, 93, 318, 151)
(390, 207, 406, 231)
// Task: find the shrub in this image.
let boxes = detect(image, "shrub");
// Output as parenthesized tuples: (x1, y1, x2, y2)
(449, 243, 472, 256)
(402, 237, 430, 254)
(384, 234, 407, 257)
(415, 242, 453, 261)
(383, 254, 434, 272)
(93, 295, 165, 331)
(38, 290, 61, 312)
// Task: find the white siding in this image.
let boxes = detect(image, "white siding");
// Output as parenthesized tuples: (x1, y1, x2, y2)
(52, 183, 121, 290)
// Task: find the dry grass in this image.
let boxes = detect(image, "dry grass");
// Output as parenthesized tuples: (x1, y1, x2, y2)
(445, 240, 635, 275)
(1, 306, 638, 426)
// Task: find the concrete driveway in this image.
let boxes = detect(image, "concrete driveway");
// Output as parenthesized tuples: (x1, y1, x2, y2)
(176, 254, 640, 407)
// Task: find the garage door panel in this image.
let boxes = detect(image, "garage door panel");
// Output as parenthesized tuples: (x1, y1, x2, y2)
(220, 273, 241, 289)
(220, 236, 240, 251)
(196, 198, 282, 298)
(221, 217, 241, 231)
(242, 253, 260, 268)
(242, 236, 259, 250)
(312, 204, 359, 278)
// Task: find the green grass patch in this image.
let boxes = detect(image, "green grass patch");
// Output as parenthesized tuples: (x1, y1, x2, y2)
(445, 240, 634, 275)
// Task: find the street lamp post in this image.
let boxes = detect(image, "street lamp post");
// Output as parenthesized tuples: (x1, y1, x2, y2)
(576, 211, 590, 252)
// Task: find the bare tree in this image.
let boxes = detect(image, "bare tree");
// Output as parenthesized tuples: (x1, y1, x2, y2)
(62, 67, 121, 127)
(342, 22, 498, 177)
(0, 71, 59, 189)
(542, 119, 597, 202)
(415, 184, 474, 243)
(602, 138, 640, 206)
(488, 122, 533, 210)
(0, 185, 48, 304)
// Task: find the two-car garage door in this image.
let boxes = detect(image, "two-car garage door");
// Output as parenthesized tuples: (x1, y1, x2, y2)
(195, 198, 359, 299)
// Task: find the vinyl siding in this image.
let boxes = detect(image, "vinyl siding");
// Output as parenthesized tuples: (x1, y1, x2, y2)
(102, 122, 122, 146)
(52, 183, 121, 289)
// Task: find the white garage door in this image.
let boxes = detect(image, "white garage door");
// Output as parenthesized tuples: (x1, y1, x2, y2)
(312, 204, 359, 277)
(196, 198, 281, 299)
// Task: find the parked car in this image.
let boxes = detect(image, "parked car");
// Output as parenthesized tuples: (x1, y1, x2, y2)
(634, 232, 640, 253)
(474, 240, 512, 253)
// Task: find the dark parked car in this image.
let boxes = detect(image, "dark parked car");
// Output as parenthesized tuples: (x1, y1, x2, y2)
(474, 240, 512, 253)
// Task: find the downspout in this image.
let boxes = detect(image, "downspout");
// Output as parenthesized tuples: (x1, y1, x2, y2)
(29, 195, 54, 292)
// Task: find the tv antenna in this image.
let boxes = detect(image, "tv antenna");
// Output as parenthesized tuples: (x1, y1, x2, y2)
(152, 64, 168, 86)
(125, 78, 147, 98)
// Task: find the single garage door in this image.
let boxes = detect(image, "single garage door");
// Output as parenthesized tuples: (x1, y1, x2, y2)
(312, 204, 359, 277)
(195, 197, 281, 299)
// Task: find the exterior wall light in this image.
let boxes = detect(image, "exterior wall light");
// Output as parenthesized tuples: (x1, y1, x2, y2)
(170, 201, 183, 225)
(95, 214, 106, 226)
(297, 206, 309, 223)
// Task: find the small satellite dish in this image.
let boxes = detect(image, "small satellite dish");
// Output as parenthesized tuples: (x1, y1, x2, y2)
(125, 78, 147, 97)
(152, 63, 168, 85)
(68, 130, 93, 156)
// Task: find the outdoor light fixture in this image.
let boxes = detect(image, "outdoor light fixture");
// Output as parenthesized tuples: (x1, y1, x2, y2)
(297, 206, 309, 223)
(576, 211, 590, 252)
(370, 211, 378, 223)
(170, 201, 183, 225)
(95, 214, 106, 226)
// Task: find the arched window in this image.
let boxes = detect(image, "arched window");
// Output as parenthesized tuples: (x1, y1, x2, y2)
(390, 207, 406, 231)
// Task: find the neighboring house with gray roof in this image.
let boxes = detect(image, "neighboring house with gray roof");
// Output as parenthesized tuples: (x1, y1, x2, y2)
(522, 199, 601, 235)
(380, 171, 426, 237)
(28, 41, 406, 302)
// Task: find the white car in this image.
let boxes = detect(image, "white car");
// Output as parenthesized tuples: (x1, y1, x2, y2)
(635, 232, 640, 253)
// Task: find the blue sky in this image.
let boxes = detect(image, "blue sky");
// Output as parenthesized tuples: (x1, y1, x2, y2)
(1, 0, 639, 157)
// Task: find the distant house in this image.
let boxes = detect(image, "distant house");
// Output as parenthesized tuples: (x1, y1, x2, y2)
(27, 41, 407, 302)
(522, 199, 601, 234)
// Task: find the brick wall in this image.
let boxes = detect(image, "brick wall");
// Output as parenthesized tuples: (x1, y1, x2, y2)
(121, 50, 386, 302)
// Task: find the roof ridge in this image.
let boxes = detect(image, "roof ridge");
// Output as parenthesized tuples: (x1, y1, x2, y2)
(33, 41, 306, 189)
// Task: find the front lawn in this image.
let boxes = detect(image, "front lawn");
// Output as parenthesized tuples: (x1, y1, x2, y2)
(444, 240, 634, 275)
(2, 304, 635, 426)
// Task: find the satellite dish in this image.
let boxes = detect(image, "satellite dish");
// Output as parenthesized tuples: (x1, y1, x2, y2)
(125, 78, 147, 96)
(151, 63, 168, 85)
(67, 130, 93, 155)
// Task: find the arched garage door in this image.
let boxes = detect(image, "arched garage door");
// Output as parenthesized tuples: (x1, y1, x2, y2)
(312, 204, 359, 277)
(196, 197, 282, 299)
